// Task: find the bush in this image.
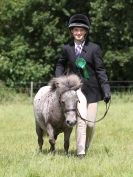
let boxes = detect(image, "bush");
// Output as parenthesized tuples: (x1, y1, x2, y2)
(0, 0, 133, 87)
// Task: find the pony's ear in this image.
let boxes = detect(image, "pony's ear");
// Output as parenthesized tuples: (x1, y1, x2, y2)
(78, 83, 83, 90)
(49, 78, 60, 90)
(72, 83, 83, 91)
(54, 82, 60, 88)
(79, 83, 83, 88)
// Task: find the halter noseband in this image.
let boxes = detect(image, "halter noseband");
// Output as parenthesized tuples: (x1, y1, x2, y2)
(64, 108, 77, 113)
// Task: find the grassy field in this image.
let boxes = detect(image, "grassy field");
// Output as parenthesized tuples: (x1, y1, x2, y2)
(0, 93, 133, 177)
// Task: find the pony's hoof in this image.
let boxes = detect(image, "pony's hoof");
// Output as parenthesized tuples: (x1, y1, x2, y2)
(77, 154, 85, 159)
(48, 148, 55, 155)
(64, 151, 68, 156)
(36, 149, 42, 154)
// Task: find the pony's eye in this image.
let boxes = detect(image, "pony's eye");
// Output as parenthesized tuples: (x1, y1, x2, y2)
(61, 100, 65, 104)
(76, 97, 80, 103)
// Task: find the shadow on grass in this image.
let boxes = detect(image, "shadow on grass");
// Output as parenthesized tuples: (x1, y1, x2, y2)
(34, 145, 113, 159)
(35, 148, 77, 158)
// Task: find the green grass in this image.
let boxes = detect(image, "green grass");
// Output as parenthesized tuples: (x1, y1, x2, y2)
(0, 93, 133, 177)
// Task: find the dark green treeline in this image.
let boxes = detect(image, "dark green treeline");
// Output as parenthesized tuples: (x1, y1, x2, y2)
(0, 0, 133, 86)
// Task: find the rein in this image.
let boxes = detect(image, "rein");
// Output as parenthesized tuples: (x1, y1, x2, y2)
(59, 89, 111, 123)
(77, 99, 111, 123)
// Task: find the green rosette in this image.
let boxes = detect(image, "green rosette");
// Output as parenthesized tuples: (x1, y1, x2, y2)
(75, 57, 90, 79)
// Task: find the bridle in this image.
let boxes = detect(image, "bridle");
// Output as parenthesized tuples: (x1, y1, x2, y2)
(59, 90, 79, 113)
(77, 99, 111, 123)
(64, 108, 77, 113)
(59, 90, 111, 123)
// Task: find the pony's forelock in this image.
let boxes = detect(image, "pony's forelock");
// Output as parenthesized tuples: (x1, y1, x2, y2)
(49, 74, 82, 93)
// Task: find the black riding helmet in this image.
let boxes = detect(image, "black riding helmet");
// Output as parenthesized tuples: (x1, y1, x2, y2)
(68, 14, 90, 30)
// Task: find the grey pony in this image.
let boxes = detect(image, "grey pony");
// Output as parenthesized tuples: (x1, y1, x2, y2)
(33, 74, 82, 154)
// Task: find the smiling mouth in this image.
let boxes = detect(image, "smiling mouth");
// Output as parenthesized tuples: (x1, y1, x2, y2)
(76, 35, 82, 37)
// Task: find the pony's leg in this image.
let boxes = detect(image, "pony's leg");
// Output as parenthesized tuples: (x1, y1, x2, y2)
(54, 134, 58, 140)
(36, 122, 44, 152)
(64, 128, 73, 154)
(46, 124, 55, 152)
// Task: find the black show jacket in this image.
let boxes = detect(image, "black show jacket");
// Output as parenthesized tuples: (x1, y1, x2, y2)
(55, 40, 111, 103)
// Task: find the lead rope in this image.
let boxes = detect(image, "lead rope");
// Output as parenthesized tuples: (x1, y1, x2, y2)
(77, 99, 111, 123)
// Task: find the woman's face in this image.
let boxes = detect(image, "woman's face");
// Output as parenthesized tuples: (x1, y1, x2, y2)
(71, 27, 87, 42)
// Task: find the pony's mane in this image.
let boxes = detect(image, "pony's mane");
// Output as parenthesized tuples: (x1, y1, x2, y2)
(49, 74, 82, 94)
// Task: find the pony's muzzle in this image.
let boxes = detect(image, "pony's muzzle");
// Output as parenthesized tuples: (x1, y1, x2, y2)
(66, 120, 77, 127)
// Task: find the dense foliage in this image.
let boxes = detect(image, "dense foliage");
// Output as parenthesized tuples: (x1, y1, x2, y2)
(0, 0, 133, 86)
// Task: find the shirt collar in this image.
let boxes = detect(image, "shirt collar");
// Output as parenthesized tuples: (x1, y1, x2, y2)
(74, 41, 85, 48)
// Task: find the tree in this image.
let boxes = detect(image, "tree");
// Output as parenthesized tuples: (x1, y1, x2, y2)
(0, 0, 133, 87)
(89, 0, 133, 80)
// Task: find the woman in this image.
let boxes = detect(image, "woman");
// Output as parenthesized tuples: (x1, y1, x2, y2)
(55, 14, 111, 158)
